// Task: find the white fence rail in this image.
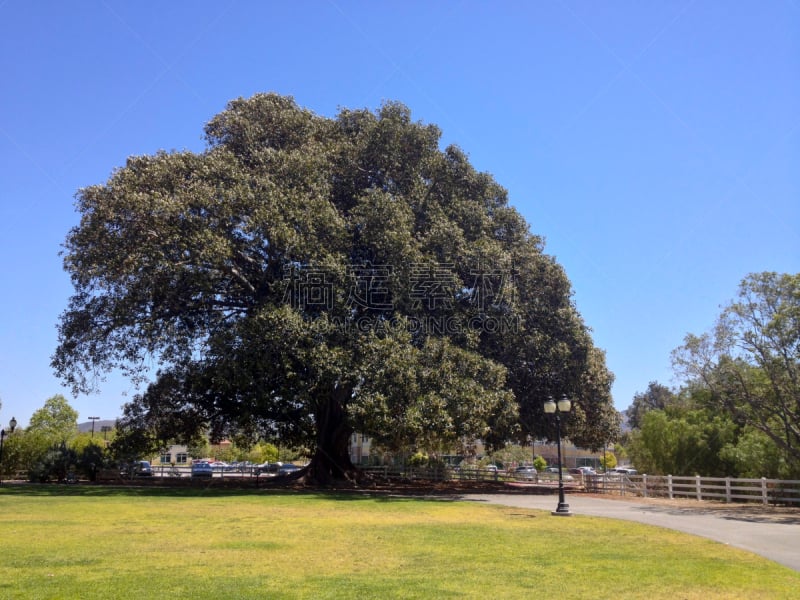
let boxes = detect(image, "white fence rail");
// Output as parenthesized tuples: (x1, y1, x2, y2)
(587, 474, 800, 506)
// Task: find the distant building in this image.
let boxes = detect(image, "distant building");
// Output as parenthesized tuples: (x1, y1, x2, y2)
(536, 441, 605, 469)
(154, 444, 189, 465)
(349, 433, 374, 465)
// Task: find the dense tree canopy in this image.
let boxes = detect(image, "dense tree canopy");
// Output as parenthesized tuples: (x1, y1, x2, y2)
(672, 272, 800, 474)
(627, 402, 738, 476)
(54, 94, 617, 481)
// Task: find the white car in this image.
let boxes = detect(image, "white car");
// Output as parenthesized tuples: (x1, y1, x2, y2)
(612, 467, 638, 476)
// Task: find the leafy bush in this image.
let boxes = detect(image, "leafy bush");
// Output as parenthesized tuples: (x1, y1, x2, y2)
(28, 443, 77, 483)
(533, 456, 547, 471)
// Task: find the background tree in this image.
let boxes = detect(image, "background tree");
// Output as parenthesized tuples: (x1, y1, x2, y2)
(187, 439, 211, 462)
(554, 346, 620, 451)
(27, 395, 79, 446)
(613, 442, 628, 464)
(246, 442, 279, 465)
(625, 381, 676, 430)
(672, 272, 799, 475)
(719, 426, 788, 479)
(27, 442, 78, 483)
(0, 418, 24, 480)
(109, 374, 212, 465)
(627, 404, 738, 476)
(532, 455, 547, 471)
(54, 94, 616, 482)
(70, 432, 108, 480)
(20, 395, 80, 481)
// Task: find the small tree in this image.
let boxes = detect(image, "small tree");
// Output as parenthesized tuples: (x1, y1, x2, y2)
(247, 442, 279, 464)
(27, 395, 79, 447)
(599, 452, 617, 471)
(28, 442, 78, 483)
(0, 430, 21, 479)
(17, 395, 80, 479)
(613, 443, 628, 463)
(532, 455, 547, 471)
(77, 442, 107, 481)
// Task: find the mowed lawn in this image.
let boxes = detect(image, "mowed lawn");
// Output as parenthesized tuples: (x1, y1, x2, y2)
(0, 485, 797, 599)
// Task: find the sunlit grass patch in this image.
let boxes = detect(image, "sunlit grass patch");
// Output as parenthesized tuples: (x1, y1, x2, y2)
(0, 485, 797, 599)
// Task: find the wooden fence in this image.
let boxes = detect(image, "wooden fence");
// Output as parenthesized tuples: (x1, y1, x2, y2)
(360, 466, 800, 506)
(586, 474, 800, 506)
(45, 463, 800, 507)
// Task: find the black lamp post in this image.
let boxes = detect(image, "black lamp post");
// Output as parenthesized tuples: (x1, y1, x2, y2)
(0, 416, 18, 485)
(544, 395, 572, 516)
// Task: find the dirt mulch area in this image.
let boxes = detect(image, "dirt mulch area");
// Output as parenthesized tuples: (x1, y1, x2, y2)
(329, 478, 515, 496)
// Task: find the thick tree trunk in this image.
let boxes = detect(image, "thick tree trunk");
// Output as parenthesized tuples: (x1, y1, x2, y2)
(307, 386, 358, 484)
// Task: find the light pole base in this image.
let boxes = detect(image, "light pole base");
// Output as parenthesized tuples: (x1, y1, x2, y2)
(551, 504, 573, 516)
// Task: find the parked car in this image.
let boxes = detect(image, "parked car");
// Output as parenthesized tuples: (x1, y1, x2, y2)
(569, 467, 597, 476)
(230, 461, 256, 473)
(612, 467, 638, 476)
(513, 466, 538, 480)
(121, 460, 152, 477)
(542, 466, 574, 481)
(191, 461, 214, 478)
(254, 462, 279, 475)
(277, 463, 302, 476)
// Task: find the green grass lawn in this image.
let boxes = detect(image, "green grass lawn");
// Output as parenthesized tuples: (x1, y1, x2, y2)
(0, 485, 797, 599)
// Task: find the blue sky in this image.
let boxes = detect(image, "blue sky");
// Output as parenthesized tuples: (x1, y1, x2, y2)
(0, 1, 797, 427)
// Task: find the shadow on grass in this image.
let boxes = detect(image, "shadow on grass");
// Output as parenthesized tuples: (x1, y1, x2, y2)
(0, 481, 457, 503)
(0, 482, 262, 498)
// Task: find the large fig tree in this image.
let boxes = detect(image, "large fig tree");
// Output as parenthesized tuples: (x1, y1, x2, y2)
(54, 94, 617, 482)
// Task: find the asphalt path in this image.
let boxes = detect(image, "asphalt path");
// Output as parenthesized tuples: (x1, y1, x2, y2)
(461, 493, 800, 572)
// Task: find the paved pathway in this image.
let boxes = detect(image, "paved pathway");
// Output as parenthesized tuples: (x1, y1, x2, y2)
(461, 493, 800, 572)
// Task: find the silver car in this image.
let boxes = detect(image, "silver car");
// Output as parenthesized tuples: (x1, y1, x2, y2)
(513, 466, 538, 480)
